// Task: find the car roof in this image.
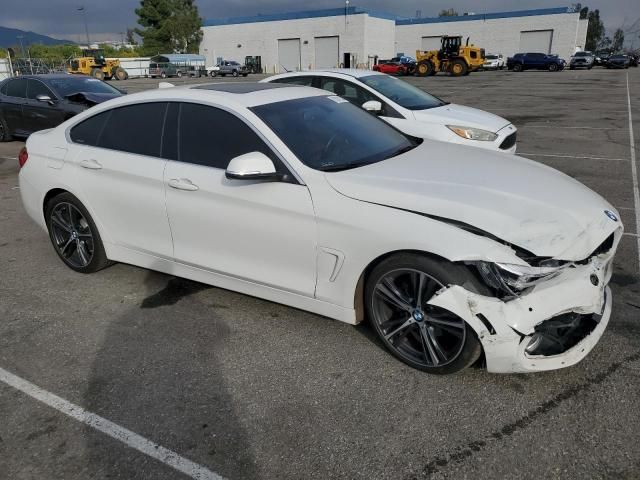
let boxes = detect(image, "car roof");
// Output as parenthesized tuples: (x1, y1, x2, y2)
(268, 69, 383, 81)
(2, 74, 90, 81)
(192, 82, 291, 94)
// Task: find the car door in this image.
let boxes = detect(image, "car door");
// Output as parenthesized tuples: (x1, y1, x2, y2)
(1, 78, 28, 135)
(163, 102, 317, 296)
(24, 79, 66, 134)
(68, 102, 173, 258)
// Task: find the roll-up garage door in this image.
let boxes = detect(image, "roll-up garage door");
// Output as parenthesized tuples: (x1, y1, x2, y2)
(278, 38, 301, 73)
(421, 36, 442, 51)
(519, 30, 553, 53)
(315, 36, 339, 68)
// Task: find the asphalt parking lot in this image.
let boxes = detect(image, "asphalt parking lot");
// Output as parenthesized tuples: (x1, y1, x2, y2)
(1, 68, 639, 479)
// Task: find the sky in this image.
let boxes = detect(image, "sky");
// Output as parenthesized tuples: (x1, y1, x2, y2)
(1, 0, 638, 43)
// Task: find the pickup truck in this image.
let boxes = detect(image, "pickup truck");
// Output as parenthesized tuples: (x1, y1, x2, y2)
(507, 53, 566, 72)
(210, 61, 249, 77)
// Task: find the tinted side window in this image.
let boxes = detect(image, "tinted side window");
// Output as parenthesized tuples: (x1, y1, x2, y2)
(274, 76, 313, 86)
(319, 78, 376, 106)
(6, 79, 27, 98)
(26, 80, 55, 100)
(98, 102, 168, 157)
(178, 103, 274, 169)
(0, 82, 7, 95)
(70, 111, 110, 145)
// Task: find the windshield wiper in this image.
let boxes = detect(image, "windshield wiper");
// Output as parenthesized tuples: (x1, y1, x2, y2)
(318, 161, 373, 172)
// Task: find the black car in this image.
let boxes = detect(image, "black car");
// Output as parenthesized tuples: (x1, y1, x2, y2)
(507, 52, 566, 72)
(606, 54, 631, 69)
(0, 74, 124, 141)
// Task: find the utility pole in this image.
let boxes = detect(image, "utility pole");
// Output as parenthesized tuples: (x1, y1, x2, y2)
(78, 6, 90, 47)
(17, 35, 24, 57)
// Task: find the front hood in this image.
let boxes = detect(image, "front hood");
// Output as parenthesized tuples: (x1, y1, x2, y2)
(325, 141, 620, 260)
(413, 103, 511, 133)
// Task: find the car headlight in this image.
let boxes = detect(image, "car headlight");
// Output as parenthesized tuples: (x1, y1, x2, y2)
(446, 125, 498, 142)
(474, 262, 568, 296)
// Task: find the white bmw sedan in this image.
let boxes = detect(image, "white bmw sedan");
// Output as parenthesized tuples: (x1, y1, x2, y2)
(263, 69, 518, 153)
(19, 83, 621, 374)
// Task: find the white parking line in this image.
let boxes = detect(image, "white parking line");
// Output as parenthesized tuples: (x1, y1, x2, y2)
(523, 125, 616, 130)
(624, 233, 640, 238)
(519, 153, 629, 161)
(0, 367, 224, 480)
(627, 72, 640, 272)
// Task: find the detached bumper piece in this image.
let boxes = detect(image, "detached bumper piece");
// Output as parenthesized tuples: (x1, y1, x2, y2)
(524, 310, 601, 356)
(499, 132, 517, 150)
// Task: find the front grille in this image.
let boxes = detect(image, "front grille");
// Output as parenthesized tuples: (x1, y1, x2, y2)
(499, 131, 517, 150)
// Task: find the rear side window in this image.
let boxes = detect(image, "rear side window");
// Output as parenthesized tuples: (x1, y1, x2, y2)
(98, 103, 168, 157)
(26, 79, 55, 100)
(70, 111, 110, 146)
(0, 82, 7, 95)
(175, 103, 275, 169)
(319, 78, 376, 106)
(5, 79, 27, 98)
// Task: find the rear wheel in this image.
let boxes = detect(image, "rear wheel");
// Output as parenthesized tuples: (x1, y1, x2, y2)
(90, 68, 105, 80)
(45, 192, 112, 273)
(160, 71, 167, 79)
(210, 70, 217, 77)
(114, 67, 127, 80)
(449, 59, 468, 77)
(365, 253, 485, 374)
(232, 70, 239, 77)
(513, 63, 523, 72)
(0, 115, 12, 142)
(176, 71, 183, 78)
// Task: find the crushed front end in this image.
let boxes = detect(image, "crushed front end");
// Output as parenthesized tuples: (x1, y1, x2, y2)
(427, 229, 621, 373)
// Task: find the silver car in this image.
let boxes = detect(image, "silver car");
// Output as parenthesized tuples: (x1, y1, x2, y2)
(569, 51, 594, 70)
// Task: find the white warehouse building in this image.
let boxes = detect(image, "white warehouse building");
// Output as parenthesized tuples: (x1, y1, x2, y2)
(200, 6, 588, 74)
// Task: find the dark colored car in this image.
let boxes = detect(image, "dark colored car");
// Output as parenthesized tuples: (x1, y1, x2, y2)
(569, 51, 594, 69)
(507, 52, 566, 72)
(594, 50, 612, 66)
(606, 54, 630, 69)
(149, 62, 184, 78)
(0, 74, 123, 141)
(629, 54, 639, 67)
(372, 62, 408, 75)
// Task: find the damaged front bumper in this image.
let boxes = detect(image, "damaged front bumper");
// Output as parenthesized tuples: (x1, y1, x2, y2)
(427, 254, 614, 373)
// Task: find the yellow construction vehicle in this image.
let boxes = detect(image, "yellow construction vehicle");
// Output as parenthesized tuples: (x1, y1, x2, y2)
(415, 36, 485, 77)
(68, 49, 128, 81)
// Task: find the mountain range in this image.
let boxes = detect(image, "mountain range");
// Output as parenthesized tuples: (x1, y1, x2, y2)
(0, 26, 75, 48)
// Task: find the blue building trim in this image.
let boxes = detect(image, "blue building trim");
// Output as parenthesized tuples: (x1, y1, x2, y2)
(204, 6, 575, 28)
(203, 7, 396, 27)
(395, 7, 574, 26)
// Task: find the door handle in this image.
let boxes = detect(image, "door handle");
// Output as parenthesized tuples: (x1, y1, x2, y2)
(168, 178, 199, 191)
(80, 159, 102, 170)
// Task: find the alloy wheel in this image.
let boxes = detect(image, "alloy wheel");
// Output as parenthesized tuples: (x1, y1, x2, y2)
(50, 202, 95, 268)
(371, 268, 467, 368)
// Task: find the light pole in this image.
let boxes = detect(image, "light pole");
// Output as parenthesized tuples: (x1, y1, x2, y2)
(345, 0, 350, 29)
(17, 35, 24, 57)
(78, 6, 90, 47)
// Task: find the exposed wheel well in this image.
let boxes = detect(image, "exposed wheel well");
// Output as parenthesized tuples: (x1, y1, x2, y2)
(43, 188, 69, 216)
(353, 249, 452, 324)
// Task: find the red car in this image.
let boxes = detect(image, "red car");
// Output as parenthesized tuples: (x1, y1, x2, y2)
(372, 62, 407, 75)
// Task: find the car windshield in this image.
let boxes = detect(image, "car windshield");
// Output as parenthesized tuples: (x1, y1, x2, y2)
(485, 55, 498, 60)
(359, 75, 445, 111)
(252, 96, 419, 172)
(48, 77, 120, 96)
(610, 55, 625, 59)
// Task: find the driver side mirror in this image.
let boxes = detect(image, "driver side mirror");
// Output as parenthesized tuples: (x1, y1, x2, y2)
(362, 100, 382, 114)
(225, 151, 280, 181)
(36, 94, 55, 105)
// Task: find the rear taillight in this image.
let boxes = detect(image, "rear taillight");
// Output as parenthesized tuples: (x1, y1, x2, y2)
(18, 147, 28, 168)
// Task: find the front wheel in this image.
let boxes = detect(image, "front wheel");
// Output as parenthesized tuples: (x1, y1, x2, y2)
(548, 63, 558, 72)
(365, 253, 485, 374)
(232, 70, 239, 77)
(176, 71, 183, 78)
(45, 192, 112, 273)
(210, 70, 217, 77)
(0, 115, 12, 142)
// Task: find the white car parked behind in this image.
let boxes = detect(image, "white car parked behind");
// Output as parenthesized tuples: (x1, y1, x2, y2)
(19, 83, 620, 374)
(263, 69, 517, 153)
(483, 53, 505, 70)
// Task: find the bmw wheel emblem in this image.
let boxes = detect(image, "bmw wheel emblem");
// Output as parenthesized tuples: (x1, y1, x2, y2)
(604, 210, 618, 222)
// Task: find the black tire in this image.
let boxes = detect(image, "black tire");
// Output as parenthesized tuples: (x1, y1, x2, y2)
(115, 67, 127, 81)
(449, 59, 468, 77)
(365, 253, 486, 374)
(416, 61, 434, 77)
(160, 72, 167, 79)
(242, 73, 248, 77)
(90, 68, 105, 80)
(513, 63, 523, 72)
(210, 70, 217, 77)
(177, 71, 183, 78)
(45, 192, 112, 274)
(0, 115, 12, 142)
(548, 63, 558, 72)
(570, 65, 575, 70)
(232, 70, 239, 77)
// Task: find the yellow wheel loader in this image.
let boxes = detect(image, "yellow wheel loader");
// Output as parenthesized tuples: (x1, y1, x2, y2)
(68, 49, 128, 81)
(415, 36, 485, 77)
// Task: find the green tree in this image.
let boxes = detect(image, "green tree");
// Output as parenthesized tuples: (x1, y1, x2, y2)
(584, 8, 605, 51)
(135, 0, 203, 55)
(611, 28, 624, 51)
(126, 28, 138, 45)
(438, 8, 458, 17)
